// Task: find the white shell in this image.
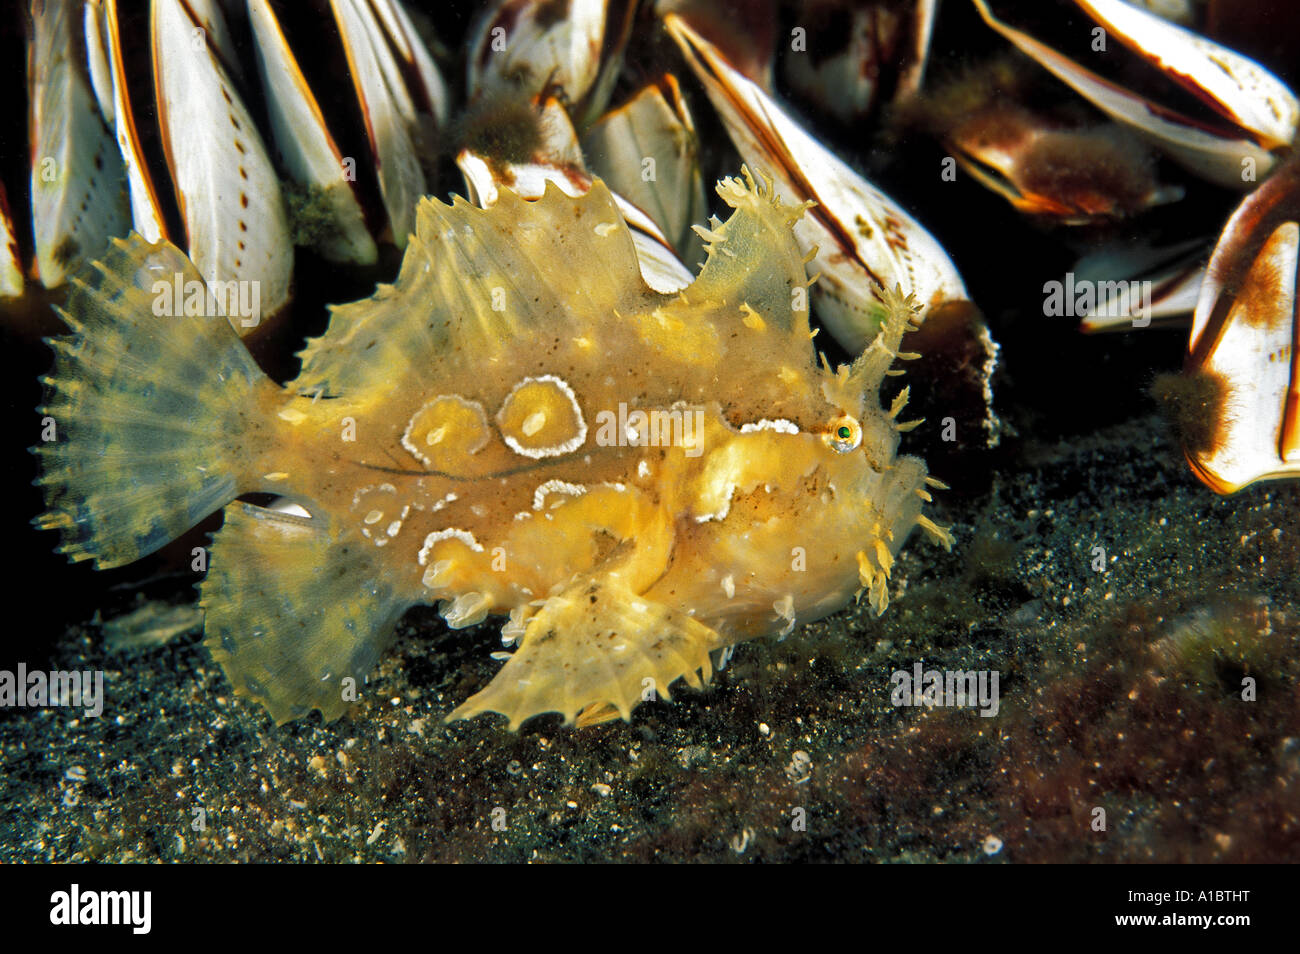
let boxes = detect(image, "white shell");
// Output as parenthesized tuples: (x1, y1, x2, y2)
(247, 0, 377, 265)
(28, 0, 130, 287)
(367, 0, 450, 128)
(82, 0, 116, 127)
(581, 76, 707, 258)
(971, 0, 1299, 188)
(1074, 238, 1208, 331)
(468, 0, 609, 108)
(329, 0, 428, 247)
(1185, 170, 1300, 492)
(782, 0, 936, 121)
(178, 0, 245, 82)
(103, 0, 167, 243)
(152, 0, 293, 322)
(666, 12, 968, 351)
(0, 185, 24, 299)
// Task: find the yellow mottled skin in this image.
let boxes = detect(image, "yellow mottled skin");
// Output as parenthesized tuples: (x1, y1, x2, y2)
(36, 169, 951, 729)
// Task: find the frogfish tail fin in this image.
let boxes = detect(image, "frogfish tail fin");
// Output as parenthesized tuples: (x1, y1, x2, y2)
(33, 234, 278, 569)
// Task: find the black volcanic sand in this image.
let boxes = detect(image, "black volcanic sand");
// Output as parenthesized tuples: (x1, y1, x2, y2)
(3, 410, 1298, 863)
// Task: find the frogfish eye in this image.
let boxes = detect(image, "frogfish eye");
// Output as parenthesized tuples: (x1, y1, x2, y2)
(827, 415, 862, 453)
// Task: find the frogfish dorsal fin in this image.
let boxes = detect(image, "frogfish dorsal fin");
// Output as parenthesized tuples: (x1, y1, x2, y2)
(292, 179, 651, 398)
(667, 166, 814, 340)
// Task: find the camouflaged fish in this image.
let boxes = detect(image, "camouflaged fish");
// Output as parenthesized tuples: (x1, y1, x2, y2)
(35, 170, 952, 729)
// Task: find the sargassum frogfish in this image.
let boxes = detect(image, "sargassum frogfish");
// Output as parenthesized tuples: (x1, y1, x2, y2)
(35, 169, 952, 730)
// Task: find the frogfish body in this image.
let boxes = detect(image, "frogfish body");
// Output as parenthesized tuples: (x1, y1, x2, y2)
(36, 170, 951, 729)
